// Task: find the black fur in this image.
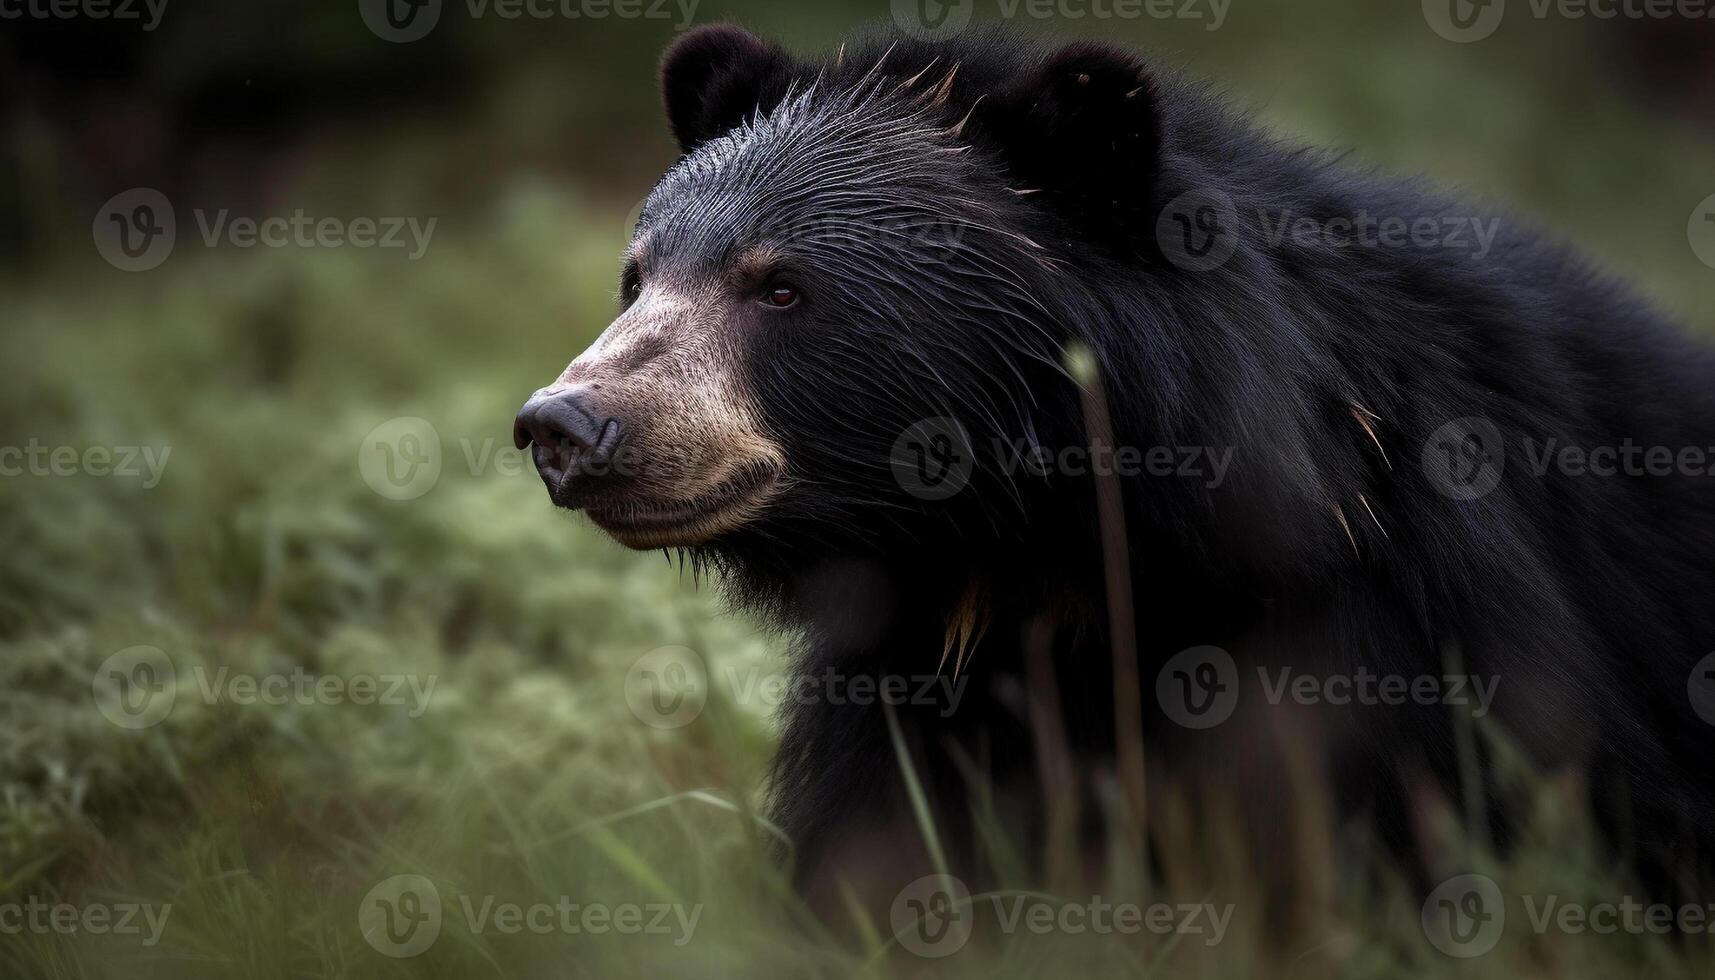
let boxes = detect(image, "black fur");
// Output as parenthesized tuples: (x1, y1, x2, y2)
(643, 23, 1715, 913)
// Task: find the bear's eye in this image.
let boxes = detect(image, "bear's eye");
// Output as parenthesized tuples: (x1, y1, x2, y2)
(762, 284, 800, 310)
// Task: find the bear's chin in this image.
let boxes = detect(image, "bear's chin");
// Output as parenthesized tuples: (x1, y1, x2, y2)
(582, 468, 782, 550)
(584, 508, 726, 550)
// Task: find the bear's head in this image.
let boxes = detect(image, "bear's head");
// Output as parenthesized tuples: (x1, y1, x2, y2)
(515, 25, 1172, 569)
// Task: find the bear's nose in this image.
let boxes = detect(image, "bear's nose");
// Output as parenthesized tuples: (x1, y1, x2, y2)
(514, 386, 625, 499)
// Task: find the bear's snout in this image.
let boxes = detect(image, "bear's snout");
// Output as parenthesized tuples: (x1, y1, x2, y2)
(513, 385, 626, 503)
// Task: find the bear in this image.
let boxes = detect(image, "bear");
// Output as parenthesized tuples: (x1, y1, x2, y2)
(514, 22, 1715, 932)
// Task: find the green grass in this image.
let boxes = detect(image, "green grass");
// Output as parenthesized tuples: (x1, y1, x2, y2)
(0, 187, 804, 977)
(6, 4, 1715, 975)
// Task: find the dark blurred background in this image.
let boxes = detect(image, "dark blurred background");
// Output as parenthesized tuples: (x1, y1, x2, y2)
(5, 0, 1715, 284)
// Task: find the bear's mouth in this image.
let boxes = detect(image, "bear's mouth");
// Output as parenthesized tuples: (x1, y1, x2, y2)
(582, 462, 783, 549)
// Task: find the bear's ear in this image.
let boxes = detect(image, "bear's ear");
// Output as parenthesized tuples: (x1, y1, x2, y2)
(661, 24, 794, 154)
(982, 42, 1162, 250)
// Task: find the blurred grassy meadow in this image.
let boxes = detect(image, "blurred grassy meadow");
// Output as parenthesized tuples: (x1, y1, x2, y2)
(3, 0, 1715, 976)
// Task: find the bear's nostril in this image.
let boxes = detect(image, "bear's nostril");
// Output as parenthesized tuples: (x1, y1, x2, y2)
(513, 386, 624, 502)
(590, 419, 623, 467)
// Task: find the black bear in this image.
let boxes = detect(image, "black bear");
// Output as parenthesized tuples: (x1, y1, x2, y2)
(514, 23, 1715, 925)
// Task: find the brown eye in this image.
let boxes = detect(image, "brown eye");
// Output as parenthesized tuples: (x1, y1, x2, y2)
(764, 285, 800, 309)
